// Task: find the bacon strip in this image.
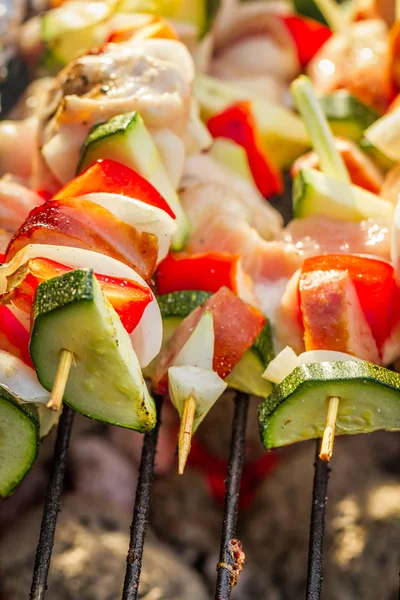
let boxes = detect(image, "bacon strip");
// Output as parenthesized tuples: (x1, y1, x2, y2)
(5, 198, 158, 281)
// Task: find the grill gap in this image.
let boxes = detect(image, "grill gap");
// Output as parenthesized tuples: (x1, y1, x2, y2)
(306, 439, 331, 600)
(215, 391, 249, 599)
(122, 394, 163, 600)
(30, 405, 75, 600)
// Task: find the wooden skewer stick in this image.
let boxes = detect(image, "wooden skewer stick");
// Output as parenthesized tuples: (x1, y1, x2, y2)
(47, 349, 73, 412)
(178, 393, 197, 475)
(319, 396, 340, 462)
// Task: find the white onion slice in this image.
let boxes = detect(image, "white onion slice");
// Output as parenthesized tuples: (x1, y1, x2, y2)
(263, 346, 362, 385)
(0, 245, 162, 367)
(76, 192, 176, 264)
(173, 310, 214, 370)
(0, 350, 49, 403)
(168, 365, 227, 433)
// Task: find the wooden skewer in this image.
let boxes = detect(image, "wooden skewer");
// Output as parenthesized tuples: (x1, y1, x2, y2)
(319, 396, 340, 462)
(178, 393, 196, 475)
(47, 349, 73, 412)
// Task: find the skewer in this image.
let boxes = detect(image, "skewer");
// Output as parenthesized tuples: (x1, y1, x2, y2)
(178, 393, 196, 475)
(47, 350, 73, 412)
(319, 396, 340, 462)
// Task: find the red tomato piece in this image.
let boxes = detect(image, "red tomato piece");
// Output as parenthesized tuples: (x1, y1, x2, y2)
(5, 258, 152, 334)
(156, 252, 243, 295)
(301, 254, 396, 349)
(54, 159, 175, 219)
(207, 102, 283, 198)
(281, 15, 332, 67)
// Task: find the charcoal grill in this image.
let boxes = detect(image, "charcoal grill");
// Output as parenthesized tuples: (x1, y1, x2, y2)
(0, 53, 386, 600)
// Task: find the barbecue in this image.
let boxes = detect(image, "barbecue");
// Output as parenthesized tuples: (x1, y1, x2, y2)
(1, 0, 400, 598)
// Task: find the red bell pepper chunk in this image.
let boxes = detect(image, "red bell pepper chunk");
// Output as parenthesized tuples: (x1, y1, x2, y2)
(0, 306, 32, 367)
(281, 15, 331, 68)
(35, 190, 52, 202)
(5, 257, 152, 334)
(300, 254, 396, 349)
(207, 101, 283, 198)
(156, 252, 246, 295)
(54, 159, 175, 219)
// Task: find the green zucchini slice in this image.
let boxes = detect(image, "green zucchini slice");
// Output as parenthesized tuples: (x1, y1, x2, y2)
(0, 389, 39, 497)
(30, 269, 155, 431)
(259, 361, 400, 450)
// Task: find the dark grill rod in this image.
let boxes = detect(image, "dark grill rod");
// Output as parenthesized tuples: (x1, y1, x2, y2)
(30, 405, 75, 600)
(215, 391, 249, 599)
(122, 394, 163, 600)
(305, 439, 331, 600)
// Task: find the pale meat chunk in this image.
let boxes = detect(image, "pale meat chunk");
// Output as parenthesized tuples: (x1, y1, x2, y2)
(283, 215, 391, 261)
(299, 269, 380, 363)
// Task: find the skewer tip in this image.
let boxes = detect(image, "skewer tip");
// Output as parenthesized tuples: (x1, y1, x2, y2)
(178, 394, 196, 475)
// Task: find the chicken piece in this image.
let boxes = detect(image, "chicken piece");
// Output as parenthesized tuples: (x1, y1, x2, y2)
(299, 269, 380, 363)
(283, 215, 391, 261)
(182, 154, 283, 240)
(308, 20, 392, 113)
(0, 118, 39, 179)
(352, 0, 395, 26)
(0, 176, 43, 233)
(380, 163, 400, 205)
(34, 38, 194, 190)
(291, 137, 384, 194)
(181, 155, 300, 283)
(212, 2, 299, 84)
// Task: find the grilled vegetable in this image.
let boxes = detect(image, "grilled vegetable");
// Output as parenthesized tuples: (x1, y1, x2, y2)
(293, 168, 393, 220)
(0, 389, 39, 497)
(209, 139, 254, 183)
(364, 108, 400, 162)
(319, 91, 380, 142)
(30, 269, 155, 431)
(259, 361, 400, 449)
(77, 112, 188, 250)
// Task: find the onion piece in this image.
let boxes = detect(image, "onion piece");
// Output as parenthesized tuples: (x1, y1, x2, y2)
(173, 310, 214, 370)
(0, 350, 49, 403)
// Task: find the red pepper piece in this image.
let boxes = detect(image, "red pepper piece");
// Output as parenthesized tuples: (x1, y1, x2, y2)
(281, 15, 331, 67)
(0, 306, 32, 367)
(300, 254, 396, 349)
(4, 257, 152, 334)
(54, 159, 175, 219)
(207, 101, 283, 198)
(156, 252, 244, 295)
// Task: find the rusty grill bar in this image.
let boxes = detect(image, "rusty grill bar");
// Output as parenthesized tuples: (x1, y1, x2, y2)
(216, 392, 249, 599)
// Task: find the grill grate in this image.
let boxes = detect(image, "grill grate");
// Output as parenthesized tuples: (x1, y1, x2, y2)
(122, 395, 163, 600)
(29, 406, 75, 600)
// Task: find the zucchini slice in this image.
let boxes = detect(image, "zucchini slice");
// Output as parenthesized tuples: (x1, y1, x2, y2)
(319, 91, 379, 142)
(77, 111, 189, 251)
(30, 269, 156, 431)
(259, 361, 400, 449)
(0, 389, 39, 497)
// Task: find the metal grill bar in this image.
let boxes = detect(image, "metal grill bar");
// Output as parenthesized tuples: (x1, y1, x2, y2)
(30, 405, 75, 600)
(122, 395, 163, 600)
(215, 392, 249, 600)
(306, 440, 331, 600)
